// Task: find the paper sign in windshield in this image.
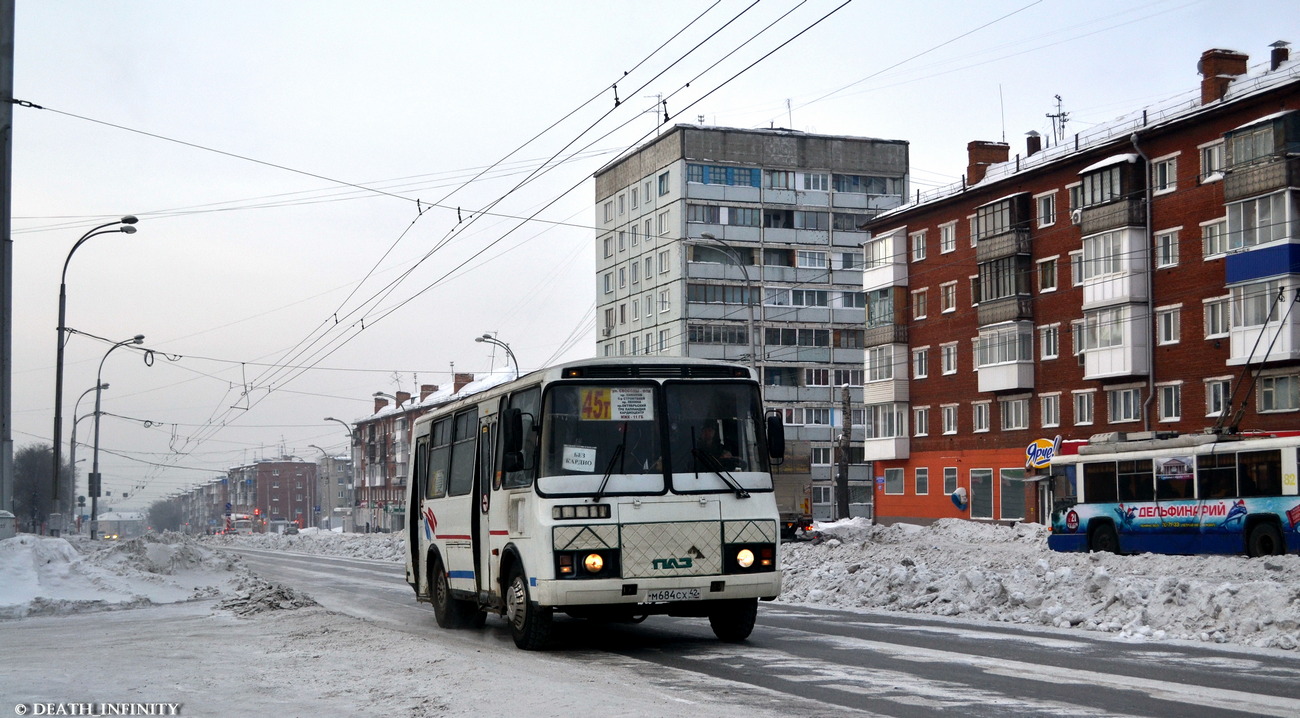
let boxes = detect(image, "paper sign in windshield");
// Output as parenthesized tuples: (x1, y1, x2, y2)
(562, 445, 597, 472)
(579, 387, 654, 421)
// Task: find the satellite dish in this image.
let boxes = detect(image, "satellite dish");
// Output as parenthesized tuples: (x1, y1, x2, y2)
(950, 487, 968, 510)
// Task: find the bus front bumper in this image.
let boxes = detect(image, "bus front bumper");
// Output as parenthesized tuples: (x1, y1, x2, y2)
(535, 571, 781, 608)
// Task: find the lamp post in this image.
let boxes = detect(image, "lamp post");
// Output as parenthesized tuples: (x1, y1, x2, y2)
(700, 233, 757, 375)
(68, 383, 107, 526)
(52, 216, 139, 503)
(475, 333, 519, 378)
(89, 334, 143, 539)
(324, 417, 356, 532)
(308, 443, 331, 529)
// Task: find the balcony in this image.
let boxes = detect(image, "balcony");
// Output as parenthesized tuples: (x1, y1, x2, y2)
(863, 323, 907, 347)
(1228, 319, 1300, 366)
(978, 361, 1035, 393)
(1223, 156, 1300, 203)
(977, 296, 1033, 326)
(975, 228, 1031, 264)
(1080, 198, 1145, 235)
(862, 436, 909, 461)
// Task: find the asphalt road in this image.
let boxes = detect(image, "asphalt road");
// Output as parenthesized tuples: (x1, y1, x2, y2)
(232, 546, 1300, 718)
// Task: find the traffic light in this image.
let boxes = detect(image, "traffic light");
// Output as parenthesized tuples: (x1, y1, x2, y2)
(88, 473, 101, 498)
(254, 508, 260, 516)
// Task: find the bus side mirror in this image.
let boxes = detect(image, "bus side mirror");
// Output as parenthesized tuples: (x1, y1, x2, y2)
(501, 408, 525, 473)
(766, 413, 785, 461)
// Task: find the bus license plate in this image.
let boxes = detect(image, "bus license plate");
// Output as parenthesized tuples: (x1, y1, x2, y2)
(645, 588, 701, 602)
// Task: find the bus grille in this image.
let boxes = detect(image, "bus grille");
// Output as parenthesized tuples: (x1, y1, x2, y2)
(621, 521, 722, 578)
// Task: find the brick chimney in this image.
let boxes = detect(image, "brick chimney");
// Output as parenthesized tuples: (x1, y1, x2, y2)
(966, 141, 1010, 185)
(373, 397, 388, 414)
(1271, 41, 1291, 71)
(1026, 131, 1042, 157)
(419, 384, 438, 401)
(395, 391, 412, 407)
(1198, 48, 1249, 104)
(453, 373, 474, 394)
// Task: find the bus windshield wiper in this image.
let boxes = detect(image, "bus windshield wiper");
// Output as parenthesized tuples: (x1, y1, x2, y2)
(691, 448, 750, 499)
(593, 425, 627, 502)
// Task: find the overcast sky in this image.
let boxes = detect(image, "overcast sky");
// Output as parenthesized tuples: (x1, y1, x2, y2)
(9, 0, 1296, 508)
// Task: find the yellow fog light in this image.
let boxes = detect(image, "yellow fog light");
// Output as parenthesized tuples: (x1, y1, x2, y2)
(583, 553, 604, 573)
(736, 548, 755, 568)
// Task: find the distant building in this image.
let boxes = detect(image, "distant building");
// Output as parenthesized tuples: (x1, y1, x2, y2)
(227, 458, 318, 529)
(593, 124, 910, 519)
(314, 453, 352, 531)
(859, 43, 1300, 525)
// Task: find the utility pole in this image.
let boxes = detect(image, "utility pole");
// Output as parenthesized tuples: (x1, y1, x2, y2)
(0, 0, 14, 515)
(835, 385, 851, 520)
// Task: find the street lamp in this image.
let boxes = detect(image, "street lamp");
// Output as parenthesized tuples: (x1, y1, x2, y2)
(52, 215, 139, 503)
(89, 334, 143, 539)
(700, 233, 757, 375)
(68, 383, 108, 524)
(323, 417, 356, 532)
(475, 333, 519, 378)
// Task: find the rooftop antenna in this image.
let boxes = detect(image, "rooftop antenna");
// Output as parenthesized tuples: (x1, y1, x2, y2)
(787, 98, 793, 128)
(1047, 94, 1070, 143)
(999, 84, 1006, 142)
(644, 94, 663, 134)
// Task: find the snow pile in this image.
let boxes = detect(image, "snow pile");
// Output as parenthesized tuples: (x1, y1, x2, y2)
(205, 528, 405, 562)
(217, 574, 318, 616)
(0, 532, 248, 619)
(780, 518, 1300, 650)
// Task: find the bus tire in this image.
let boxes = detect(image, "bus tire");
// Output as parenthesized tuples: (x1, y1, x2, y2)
(430, 555, 479, 629)
(709, 597, 758, 643)
(1088, 523, 1120, 554)
(505, 564, 552, 650)
(1246, 522, 1284, 557)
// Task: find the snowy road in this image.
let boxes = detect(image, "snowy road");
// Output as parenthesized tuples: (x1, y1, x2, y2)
(233, 546, 1300, 718)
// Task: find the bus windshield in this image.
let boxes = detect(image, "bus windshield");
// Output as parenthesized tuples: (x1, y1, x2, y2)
(536, 381, 770, 497)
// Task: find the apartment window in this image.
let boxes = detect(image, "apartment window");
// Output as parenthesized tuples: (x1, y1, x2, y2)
(644, 259, 652, 281)
(1036, 191, 1057, 228)
(913, 348, 928, 379)
(796, 250, 827, 269)
(658, 329, 668, 352)
(1228, 121, 1275, 166)
(973, 401, 990, 432)
(915, 468, 930, 495)
(630, 299, 639, 320)
(643, 332, 653, 354)
(1260, 375, 1300, 412)
(658, 171, 670, 196)
(833, 212, 871, 231)
(644, 293, 652, 318)
(1079, 165, 1122, 207)
(1152, 154, 1178, 194)
(1155, 229, 1180, 268)
(1069, 250, 1084, 287)
(603, 272, 613, 294)
(1227, 192, 1287, 249)
(940, 343, 957, 375)
(630, 187, 638, 208)
(644, 218, 652, 240)
(1108, 387, 1142, 423)
(1204, 296, 1230, 338)
(728, 207, 760, 227)
(603, 308, 614, 330)
(803, 172, 829, 191)
(618, 267, 626, 289)
(1074, 391, 1095, 425)
(619, 303, 626, 325)
(1233, 279, 1282, 327)
(794, 211, 829, 230)
(910, 230, 927, 262)
(644, 180, 652, 200)
(974, 198, 1014, 242)
(883, 468, 904, 495)
(805, 368, 830, 387)
(764, 170, 794, 189)
(833, 369, 864, 387)
(866, 346, 894, 382)
(913, 288, 929, 320)
(840, 291, 866, 308)
(1157, 306, 1181, 345)
(1041, 394, 1061, 428)
(939, 222, 956, 253)
(603, 236, 613, 258)
(657, 211, 670, 236)
(1000, 398, 1028, 430)
(618, 340, 626, 355)
(940, 282, 956, 313)
(1083, 231, 1123, 279)
(603, 201, 614, 223)
(810, 447, 831, 465)
(1200, 140, 1225, 182)
(1202, 218, 1228, 258)
(658, 289, 671, 313)
(658, 249, 671, 273)
(618, 194, 625, 216)
(1206, 379, 1230, 417)
(1158, 384, 1181, 422)
(944, 467, 958, 494)
(630, 336, 639, 355)
(807, 408, 831, 426)
(1040, 324, 1059, 360)
(1037, 257, 1057, 293)
(914, 407, 929, 437)
(631, 260, 640, 285)
(942, 405, 958, 435)
(686, 204, 720, 224)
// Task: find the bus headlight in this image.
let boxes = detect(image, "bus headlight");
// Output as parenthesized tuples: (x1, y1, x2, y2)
(736, 548, 755, 568)
(583, 553, 604, 573)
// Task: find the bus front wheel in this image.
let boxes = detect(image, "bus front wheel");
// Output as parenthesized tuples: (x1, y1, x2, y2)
(505, 564, 553, 650)
(1247, 522, 1284, 557)
(1088, 523, 1120, 554)
(709, 598, 758, 642)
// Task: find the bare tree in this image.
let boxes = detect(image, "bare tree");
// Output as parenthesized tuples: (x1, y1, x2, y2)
(148, 499, 183, 532)
(13, 443, 72, 533)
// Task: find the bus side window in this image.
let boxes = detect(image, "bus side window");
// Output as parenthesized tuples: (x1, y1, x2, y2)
(428, 418, 451, 499)
(503, 386, 540, 489)
(448, 408, 479, 496)
(1238, 450, 1281, 497)
(1083, 461, 1118, 503)
(414, 435, 430, 501)
(1197, 454, 1236, 499)
(1117, 459, 1154, 502)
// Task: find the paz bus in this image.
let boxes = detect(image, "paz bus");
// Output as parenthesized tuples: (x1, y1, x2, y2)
(1046, 431, 1300, 556)
(402, 357, 785, 649)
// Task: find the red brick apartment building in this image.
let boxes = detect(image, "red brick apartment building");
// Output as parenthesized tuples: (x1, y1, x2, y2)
(860, 44, 1300, 525)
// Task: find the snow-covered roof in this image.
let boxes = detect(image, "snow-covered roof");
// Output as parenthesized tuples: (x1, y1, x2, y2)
(1230, 107, 1295, 133)
(1078, 153, 1139, 175)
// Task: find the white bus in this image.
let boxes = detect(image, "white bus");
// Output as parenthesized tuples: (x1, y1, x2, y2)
(403, 357, 785, 649)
